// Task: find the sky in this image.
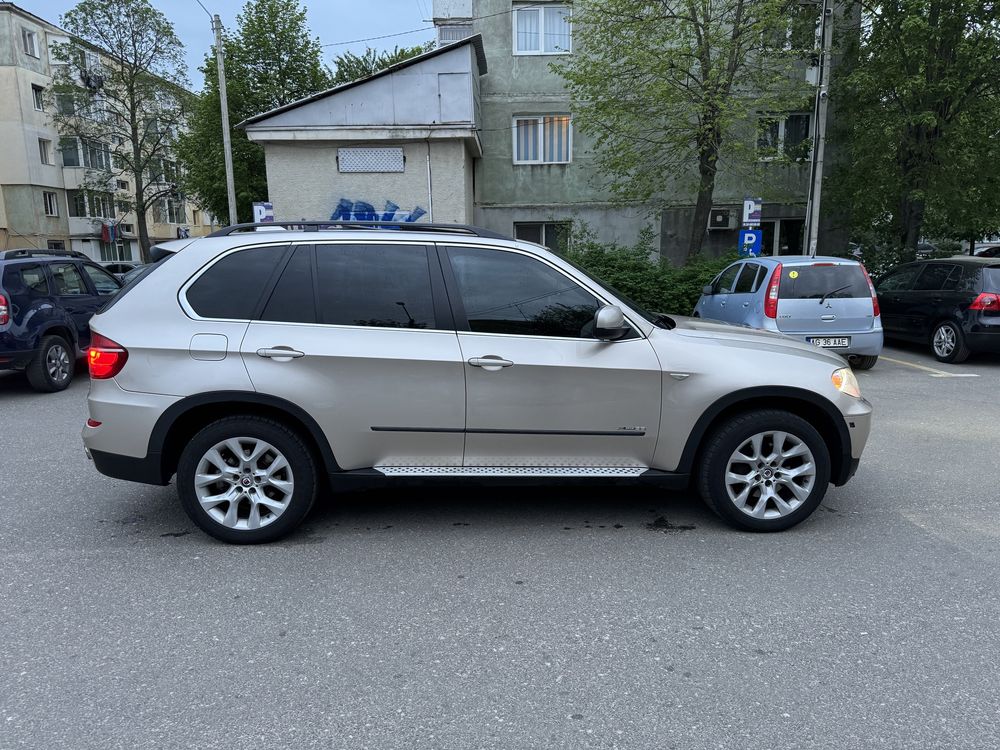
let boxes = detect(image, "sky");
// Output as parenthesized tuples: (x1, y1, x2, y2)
(19, 0, 434, 90)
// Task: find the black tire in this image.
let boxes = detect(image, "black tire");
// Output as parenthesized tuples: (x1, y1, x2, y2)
(850, 355, 878, 370)
(930, 320, 970, 364)
(697, 409, 831, 532)
(25, 335, 74, 392)
(177, 416, 317, 544)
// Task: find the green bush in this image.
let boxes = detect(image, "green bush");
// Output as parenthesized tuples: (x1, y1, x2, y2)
(564, 225, 737, 316)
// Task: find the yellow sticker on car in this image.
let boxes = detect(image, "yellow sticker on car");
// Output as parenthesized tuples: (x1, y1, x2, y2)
(789, 270, 799, 278)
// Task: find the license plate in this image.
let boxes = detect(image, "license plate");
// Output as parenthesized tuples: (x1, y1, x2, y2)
(810, 337, 850, 348)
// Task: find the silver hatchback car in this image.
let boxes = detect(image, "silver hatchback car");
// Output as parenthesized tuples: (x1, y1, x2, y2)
(82, 223, 872, 543)
(694, 256, 884, 369)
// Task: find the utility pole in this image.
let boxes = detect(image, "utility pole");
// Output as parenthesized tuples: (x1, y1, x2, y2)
(196, 2, 238, 226)
(804, 0, 834, 257)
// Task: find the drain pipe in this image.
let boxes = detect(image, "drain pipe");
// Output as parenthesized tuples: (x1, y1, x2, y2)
(425, 140, 434, 222)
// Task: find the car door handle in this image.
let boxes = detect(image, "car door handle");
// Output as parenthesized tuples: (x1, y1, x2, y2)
(931, 297, 943, 304)
(256, 347, 305, 360)
(742, 302, 750, 307)
(468, 356, 514, 370)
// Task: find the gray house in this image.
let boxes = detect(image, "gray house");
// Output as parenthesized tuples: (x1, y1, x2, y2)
(243, 0, 831, 260)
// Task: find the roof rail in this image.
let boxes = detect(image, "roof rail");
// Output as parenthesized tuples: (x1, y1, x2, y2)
(1, 248, 90, 261)
(206, 221, 512, 240)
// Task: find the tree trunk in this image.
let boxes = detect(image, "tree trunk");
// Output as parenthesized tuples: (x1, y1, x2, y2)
(135, 198, 151, 263)
(898, 192, 924, 253)
(968, 234, 976, 256)
(688, 136, 720, 261)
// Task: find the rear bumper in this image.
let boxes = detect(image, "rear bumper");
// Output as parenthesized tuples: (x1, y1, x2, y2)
(783, 328, 883, 357)
(965, 330, 1000, 353)
(88, 447, 169, 485)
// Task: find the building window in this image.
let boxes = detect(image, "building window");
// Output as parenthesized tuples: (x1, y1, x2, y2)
(156, 197, 185, 224)
(116, 180, 128, 190)
(42, 191, 58, 217)
(68, 190, 87, 217)
(82, 192, 114, 219)
(82, 140, 112, 170)
(60, 138, 81, 167)
(438, 23, 472, 44)
(515, 221, 571, 253)
(758, 113, 812, 161)
(99, 239, 132, 262)
(192, 209, 202, 225)
(21, 28, 39, 58)
(513, 115, 572, 164)
(32, 84, 44, 111)
(47, 240, 66, 250)
(38, 138, 53, 165)
(513, 4, 571, 55)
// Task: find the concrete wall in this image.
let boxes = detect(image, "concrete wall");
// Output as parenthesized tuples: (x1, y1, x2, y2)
(263, 140, 473, 224)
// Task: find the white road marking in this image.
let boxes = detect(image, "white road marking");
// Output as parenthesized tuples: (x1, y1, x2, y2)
(880, 355, 980, 378)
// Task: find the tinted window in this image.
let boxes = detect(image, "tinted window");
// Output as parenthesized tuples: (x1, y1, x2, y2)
(876, 265, 920, 292)
(49, 263, 88, 295)
(984, 268, 1000, 291)
(734, 263, 761, 294)
(913, 264, 956, 291)
(3, 265, 50, 295)
(315, 244, 435, 329)
(448, 247, 600, 338)
(780, 263, 868, 299)
(714, 264, 741, 294)
(83, 264, 120, 295)
(261, 246, 316, 324)
(186, 245, 286, 319)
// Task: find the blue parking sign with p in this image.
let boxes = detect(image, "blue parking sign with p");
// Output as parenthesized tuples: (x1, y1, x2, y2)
(738, 229, 762, 257)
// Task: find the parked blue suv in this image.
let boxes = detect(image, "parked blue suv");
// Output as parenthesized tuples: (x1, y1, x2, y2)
(0, 249, 121, 392)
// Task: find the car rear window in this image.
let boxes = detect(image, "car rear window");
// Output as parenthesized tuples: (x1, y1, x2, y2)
(984, 268, 1000, 291)
(779, 263, 869, 299)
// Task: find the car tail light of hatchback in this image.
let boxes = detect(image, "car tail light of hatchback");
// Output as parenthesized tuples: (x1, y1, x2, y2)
(88, 333, 128, 379)
(0, 293, 9, 325)
(969, 292, 1000, 311)
(764, 264, 783, 318)
(861, 265, 880, 317)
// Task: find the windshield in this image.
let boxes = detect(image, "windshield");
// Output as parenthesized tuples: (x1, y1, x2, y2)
(558, 255, 662, 326)
(780, 263, 869, 299)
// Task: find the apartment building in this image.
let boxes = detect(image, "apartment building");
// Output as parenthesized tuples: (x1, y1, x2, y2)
(0, 3, 214, 261)
(243, 1, 843, 260)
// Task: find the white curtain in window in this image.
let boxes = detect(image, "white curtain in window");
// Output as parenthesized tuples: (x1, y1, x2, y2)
(543, 116, 571, 162)
(516, 8, 540, 52)
(543, 7, 571, 52)
(515, 118, 540, 161)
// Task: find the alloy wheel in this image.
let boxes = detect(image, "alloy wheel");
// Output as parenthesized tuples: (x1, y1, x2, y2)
(933, 325, 956, 358)
(46, 344, 71, 384)
(194, 437, 295, 531)
(724, 431, 816, 519)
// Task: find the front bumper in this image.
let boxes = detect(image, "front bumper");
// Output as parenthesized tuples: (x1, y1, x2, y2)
(832, 395, 872, 486)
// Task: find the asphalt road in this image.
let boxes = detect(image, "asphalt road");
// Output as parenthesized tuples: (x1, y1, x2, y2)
(1, 345, 998, 749)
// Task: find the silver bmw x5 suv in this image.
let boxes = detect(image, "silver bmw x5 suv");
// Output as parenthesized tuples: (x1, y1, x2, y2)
(82, 222, 872, 543)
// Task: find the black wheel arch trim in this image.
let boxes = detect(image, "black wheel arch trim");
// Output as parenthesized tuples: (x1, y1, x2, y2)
(676, 386, 854, 485)
(148, 391, 341, 482)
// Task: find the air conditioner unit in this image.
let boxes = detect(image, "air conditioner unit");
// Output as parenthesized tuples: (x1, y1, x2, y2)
(708, 208, 737, 230)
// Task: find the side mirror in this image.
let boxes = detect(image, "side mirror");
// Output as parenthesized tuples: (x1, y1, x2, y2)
(594, 305, 629, 341)
(702, 284, 714, 296)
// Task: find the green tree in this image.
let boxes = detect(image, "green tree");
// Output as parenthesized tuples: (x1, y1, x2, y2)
(330, 43, 434, 86)
(554, 0, 813, 261)
(829, 1, 1000, 251)
(178, 0, 332, 224)
(49, 0, 191, 260)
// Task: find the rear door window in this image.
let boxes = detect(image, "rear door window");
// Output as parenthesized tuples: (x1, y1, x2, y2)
(186, 245, 289, 320)
(733, 262, 762, 293)
(315, 243, 436, 329)
(779, 263, 869, 299)
(913, 264, 957, 291)
(48, 262, 88, 296)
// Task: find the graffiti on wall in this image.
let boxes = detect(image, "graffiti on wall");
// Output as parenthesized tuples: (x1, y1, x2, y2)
(331, 199, 427, 223)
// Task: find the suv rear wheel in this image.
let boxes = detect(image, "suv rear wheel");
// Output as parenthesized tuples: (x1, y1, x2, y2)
(177, 416, 317, 544)
(697, 410, 831, 532)
(26, 334, 74, 392)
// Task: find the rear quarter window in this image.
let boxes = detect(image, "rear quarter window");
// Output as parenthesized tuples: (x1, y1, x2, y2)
(780, 264, 868, 299)
(185, 245, 288, 320)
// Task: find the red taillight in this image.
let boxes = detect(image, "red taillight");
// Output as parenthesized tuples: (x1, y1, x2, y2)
(861, 264, 880, 317)
(88, 333, 128, 379)
(86, 418, 102, 428)
(0, 293, 9, 325)
(764, 264, 782, 318)
(970, 292, 1000, 311)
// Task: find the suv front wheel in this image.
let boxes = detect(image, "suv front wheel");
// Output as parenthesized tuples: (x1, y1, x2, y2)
(697, 410, 831, 532)
(177, 416, 318, 544)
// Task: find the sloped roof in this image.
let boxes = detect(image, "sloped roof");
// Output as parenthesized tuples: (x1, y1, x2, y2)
(238, 34, 486, 129)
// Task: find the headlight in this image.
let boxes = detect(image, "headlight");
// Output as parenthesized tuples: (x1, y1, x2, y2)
(832, 367, 861, 398)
